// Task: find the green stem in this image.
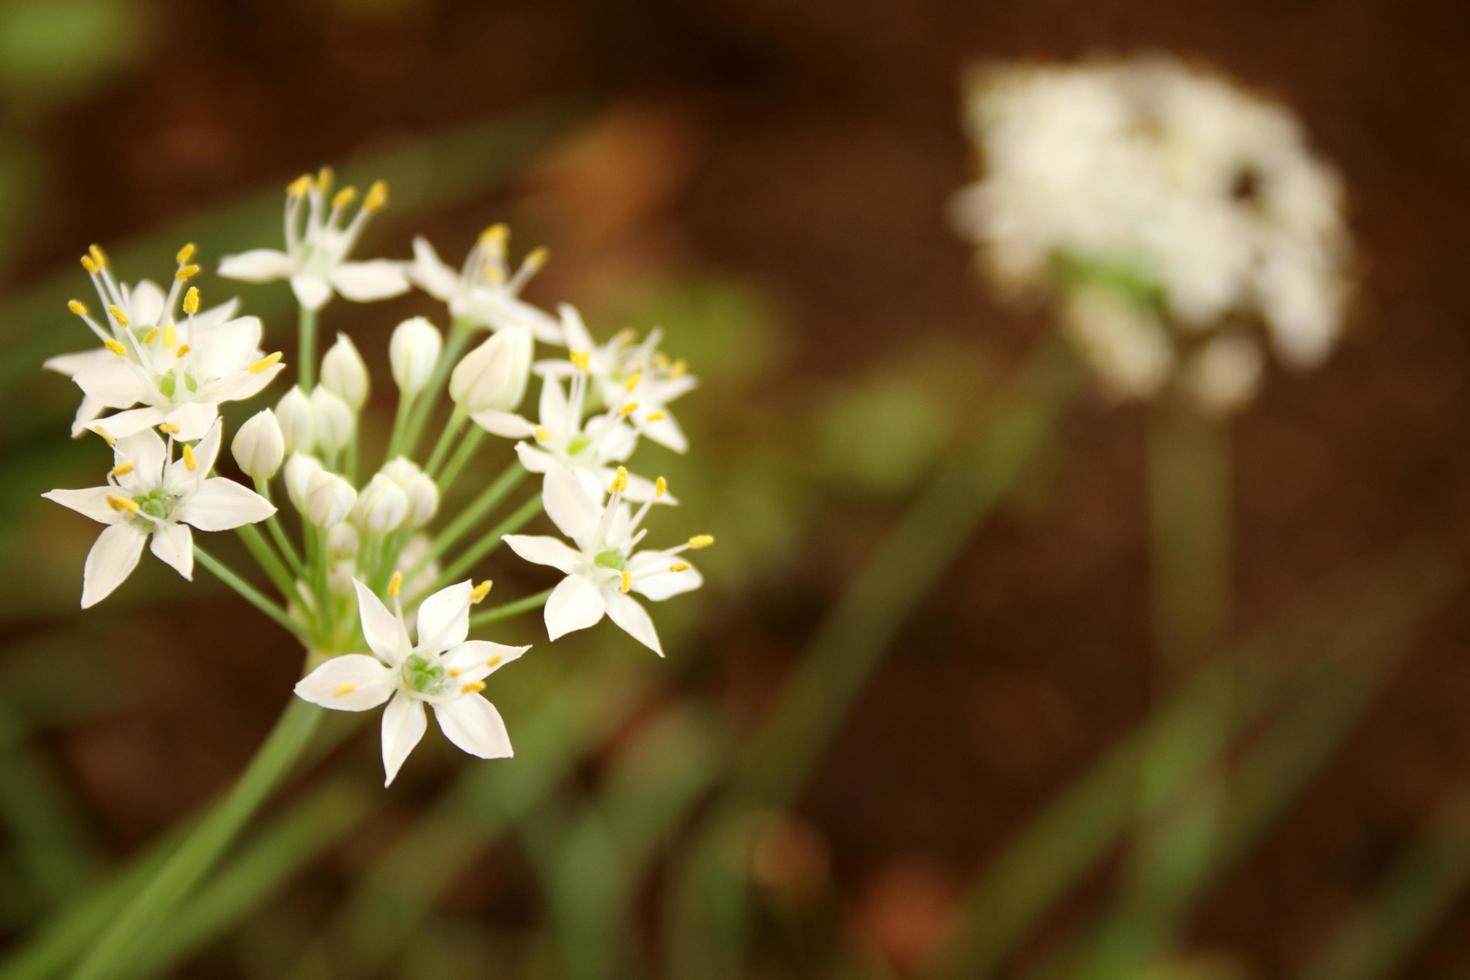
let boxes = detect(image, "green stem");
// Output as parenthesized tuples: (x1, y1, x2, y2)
(385, 389, 417, 461)
(424, 405, 469, 477)
(194, 546, 301, 637)
(255, 481, 303, 575)
(468, 587, 554, 630)
(304, 527, 331, 640)
(67, 696, 323, 980)
(436, 427, 486, 498)
(410, 464, 526, 582)
(297, 306, 318, 391)
(236, 524, 298, 603)
(402, 318, 477, 458)
(429, 494, 545, 593)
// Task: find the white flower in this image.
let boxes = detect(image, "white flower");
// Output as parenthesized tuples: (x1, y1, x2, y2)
(219, 170, 409, 312)
(43, 421, 275, 607)
(1181, 334, 1264, 416)
(389, 317, 443, 396)
(303, 470, 357, 529)
(381, 457, 439, 528)
(504, 466, 706, 655)
(449, 326, 532, 414)
(474, 373, 670, 504)
(407, 228, 561, 342)
(231, 409, 286, 480)
(58, 248, 285, 442)
(320, 333, 370, 410)
(284, 452, 325, 512)
(352, 473, 408, 536)
(276, 386, 315, 455)
(538, 306, 696, 452)
(293, 579, 528, 786)
(309, 387, 355, 455)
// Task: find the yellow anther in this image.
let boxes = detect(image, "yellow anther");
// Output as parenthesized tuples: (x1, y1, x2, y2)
(608, 466, 629, 495)
(111, 462, 134, 477)
(67, 299, 88, 316)
(80, 255, 99, 274)
(159, 422, 180, 435)
(174, 264, 200, 282)
(143, 328, 159, 345)
(461, 680, 487, 694)
(107, 495, 139, 514)
(103, 339, 128, 357)
(523, 245, 549, 271)
(331, 186, 357, 210)
(448, 667, 462, 678)
(182, 444, 197, 471)
(618, 402, 639, 418)
(485, 654, 502, 668)
(93, 426, 115, 446)
(569, 350, 591, 372)
(479, 223, 508, 248)
(669, 562, 691, 573)
(176, 242, 196, 265)
(88, 244, 108, 268)
(620, 570, 632, 594)
(162, 321, 178, 349)
(174, 343, 191, 358)
(653, 351, 671, 369)
(249, 352, 283, 374)
(483, 263, 506, 286)
(688, 534, 714, 549)
(533, 426, 552, 443)
(182, 286, 200, 316)
(315, 166, 335, 195)
(334, 683, 356, 697)
(107, 304, 129, 327)
(645, 411, 667, 423)
(287, 174, 312, 198)
(613, 328, 636, 347)
(387, 570, 403, 597)
(655, 476, 667, 498)
(470, 580, 493, 604)
(624, 373, 642, 392)
(363, 179, 389, 212)
(668, 359, 688, 380)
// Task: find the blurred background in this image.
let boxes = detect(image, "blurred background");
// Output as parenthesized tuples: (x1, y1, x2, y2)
(3, 0, 1470, 977)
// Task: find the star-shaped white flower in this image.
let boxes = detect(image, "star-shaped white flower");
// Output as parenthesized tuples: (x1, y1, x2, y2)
(42, 420, 276, 607)
(407, 227, 561, 342)
(537, 306, 696, 452)
(504, 466, 706, 656)
(219, 170, 409, 312)
(472, 372, 672, 505)
(293, 579, 529, 786)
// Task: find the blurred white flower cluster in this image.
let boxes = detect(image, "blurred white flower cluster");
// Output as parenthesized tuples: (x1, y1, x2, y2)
(44, 167, 710, 785)
(951, 55, 1352, 413)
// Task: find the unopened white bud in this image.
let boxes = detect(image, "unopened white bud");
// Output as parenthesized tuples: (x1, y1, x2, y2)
(320, 333, 370, 410)
(449, 325, 532, 413)
(352, 473, 409, 535)
(284, 453, 324, 512)
(276, 386, 315, 455)
(389, 316, 443, 395)
(230, 409, 285, 480)
(381, 457, 439, 527)
(310, 387, 355, 455)
(328, 521, 360, 560)
(304, 470, 357, 528)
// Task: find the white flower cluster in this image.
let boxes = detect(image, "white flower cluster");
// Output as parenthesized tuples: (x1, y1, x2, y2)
(951, 55, 1352, 413)
(44, 167, 709, 786)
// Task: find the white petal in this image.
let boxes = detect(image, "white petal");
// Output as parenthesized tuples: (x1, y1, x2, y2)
(331, 261, 411, 302)
(557, 304, 595, 352)
(541, 466, 601, 543)
(166, 419, 223, 493)
(191, 315, 262, 379)
(544, 574, 605, 641)
(354, 579, 410, 666)
(219, 249, 295, 283)
(114, 427, 168, 488)
(190, 418, 224, 475)
(149, 523, 194, 579)
(604, 591, 662, 655)
(628, 553, 703, 601)
(470, 410, 537, 439)
(44, 348, 113, 378)
(128, 280, 167, 326)
(202, 363, 282, 403)
(290, 274, 333, 311)
(42, 486, 121, 525)
(176, 478, 274, 531)
(69, 396, 106, 438)
(642, 412, 688, 453)
(293, 654, 396, 711)
(89, 407, 166, 440)
(81, 523, 147, 608)
(433, 696, 513, 759)
(438, 640, 529, 683)
(539, 376, 572, 432)
(415, 581, 473, 654)
(162, 402, 220, 443)
(620, 471, 675, 504)
(408, 237, 459, 300)
(380, 692, 427, 787)
(503, 534, 581, 574)
(73, 359, 150, 409)
(515, 444, 557, 474)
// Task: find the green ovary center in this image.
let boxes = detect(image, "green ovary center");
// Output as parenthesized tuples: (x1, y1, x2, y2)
(132, 487, 176, 521)
(402, 653, 445, 695)
(565, 434, 591, 456)
(593, 548, 625, 570)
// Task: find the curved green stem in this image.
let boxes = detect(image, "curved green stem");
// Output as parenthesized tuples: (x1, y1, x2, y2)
(410, 464, 526, 583)
(194, 546, 301, 637)
(429, 494, 544, 594)
(402, 318, 477, 458)
(468, 587, 554, 630)
(236, 525, 297, 602)
(436, 427, 486, 499)
(255, 480, 303, 575)
(297, 306, 318, 391)
(424, 405, 468, 477)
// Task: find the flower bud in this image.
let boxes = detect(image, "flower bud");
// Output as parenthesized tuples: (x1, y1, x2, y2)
(304, 470, 357, 528)
(231, 409, 285, 480)
(328, 521, 360, 560)
(352, 473, 409, 535)
(284, 453, 324, 512)
(320, 333, 370, 410)
(449, 325, 532, 413)
(310, 387, 355, 455)
(276, 386, 315, 455)
(389, 317, 443, 395)
(381, 457, 440, 527)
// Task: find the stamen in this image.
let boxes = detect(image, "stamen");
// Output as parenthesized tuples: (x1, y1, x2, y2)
(107, 495, 139, 514)
(460, 680, 486, 694)
(570, 350, 591, 372)
(111, 462, 134, 477)
(669, 562, 691, 572)
(67, 299, 88, 316)
(80, 255, 99, 274)
(486, 654, 502, 668)
(174, 343, 191, 358)
(668, 359, 688, 379)
(107, 304, 129, 327)
(688, 534, 714, 549)
(88, 244, 108, 268)
(363, 180, 389, 212)
(287, 174, 312, 198)
(609, 466, 629, 495)
(523, 245, 549, 272)
(103, 339, 128, 357)
(162, 322, 178, 349)
(655, 477, 668, 498)
(620, 570, 631, 594)
(143, 328, 159, 345)
(159, 422, 180, 435)
(182, 286, 200, 316)
(331, 186, 357, 210)
(645, 411, 667, 423)
(533, 426, 552, 443)
(174, 264, 201, 282)
(470, 580, 493, 604)
(387, 571, 403, 597)
(618, 402, 639, 417)
(94, 426, 115, 446)
(176, 242, 197, 265)
(249, 352, 283, 374)
(182, 444, 197, 471)
(624, 373, 642, 392)
(334, 683, 356, 697)
(315, 166, 335, 195)
(479, 223, 508, 248)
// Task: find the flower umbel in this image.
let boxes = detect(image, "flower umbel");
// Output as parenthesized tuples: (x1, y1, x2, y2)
(408, 226, 561, 341)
